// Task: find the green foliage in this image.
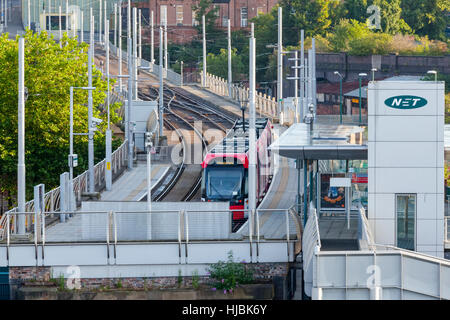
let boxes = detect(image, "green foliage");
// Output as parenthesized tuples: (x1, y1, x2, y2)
(177, 269, 183, 288)
(207, 251, 254, 293)
(206, 48, 246, 81)
(348, 32, 393, 55)
(58, 274, 65, 291)
(401, 0, 450, 41)
(0, 29, 122, 205)
(328, 19, 372, 52)
(371, 0, 412, 34)
(116, 279, 122, 289)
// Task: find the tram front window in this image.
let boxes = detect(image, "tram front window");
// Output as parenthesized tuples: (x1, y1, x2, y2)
(206, 167, 243, 200)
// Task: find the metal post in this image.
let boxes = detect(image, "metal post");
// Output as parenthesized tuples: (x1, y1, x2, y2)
(27, 0, 30, 29)
(88, 13, 95, 192)
(127, 0, 130, 39)
(69, 87, 74, 211)
(81, 10, 84, 42)
(150, 10, 154, 66)
(202, 15, 206, 87)
(164, 19, 167, 72)
(66, 0, 68, 34)
(249, 23, 256, 214)
(294, 50, 298, 123)
(104, 0, 107, 47)
(99, 0, 102, 44)
(47, 0, 50, 33)
(312, 38, 317, 120)
(127, 36, 133, 170)
(159, 27, 163, 137)
(277, 7, 282, 118)
(133, 7, 137, 99)
(106, 19, 112, 190)
(227, 19, 232, 98)
(339, 77, 342, 124)
(359, 76, 362, 125)
(18, 37, 26, 235)
(303, 159, 307, 226)
(118, 3, 122, 92)
(59, 6, 62, 43)
(181, 61, 183, 86)
(139, 9, 142, 66)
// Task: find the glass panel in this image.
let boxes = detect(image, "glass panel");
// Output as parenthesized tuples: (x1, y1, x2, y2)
(397, 194, 415, 251)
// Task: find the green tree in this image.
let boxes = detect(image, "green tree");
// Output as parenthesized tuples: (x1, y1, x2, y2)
(0, 30, 121, 205)
(328, 19, 371, 52)
(206, 48, 246, 81)
(401, 0, 450, 41)
(370, 0, 411, 34)
(343, 0, 369, 22)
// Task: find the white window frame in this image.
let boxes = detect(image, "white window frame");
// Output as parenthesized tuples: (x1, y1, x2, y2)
(240, 7, 248, 27)
(176, 5, 183, 26)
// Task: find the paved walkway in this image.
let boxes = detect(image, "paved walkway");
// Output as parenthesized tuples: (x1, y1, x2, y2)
(101, 162, 170, 201)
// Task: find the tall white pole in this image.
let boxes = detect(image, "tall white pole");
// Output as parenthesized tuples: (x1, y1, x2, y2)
(164, 19, 167, 72)
(27, 0, 30, 29)
(249, 23, 256, 217)
(59, 6, 62, 43)
(119, 2, 122, 92)
(138, 9, 142, 66)
(4, 0, 6, 27)
(48, 0, 50, 34)
(159, 27, 163, 138)
(150, 11, 154, 66)
(18, 37, 26, 234)
(277, 7, 283, 120)
(88, 12, 95, 192)
(81, 10, 83, 42)
(147, 142, 151, 211)
(133, 7, 137, 99)
(114, 3, 117, 47)
(227, 19, 232, 98)
(127, 37, 133, 169)
(294, 50, 298, 123)
(66, 0, 68, 34)
(127, 0, 130, 39)
(105, 18, 112, 190)
(202, 15, 206, 87)
(312, 38, 317, 120)
(300, 29, 304, 122)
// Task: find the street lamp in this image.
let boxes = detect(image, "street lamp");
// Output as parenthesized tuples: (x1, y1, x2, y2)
(371, 68, 377, 81)
(427, 70, 437, 82)
(145, 131, 155, 212)
(237, 86, 248, 132)
(358, 73, 367, 126)
(334, 71, 343, 124)
(69, 86, 96, 215)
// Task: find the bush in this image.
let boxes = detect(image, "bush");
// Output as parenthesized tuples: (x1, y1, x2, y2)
(207, 251, 254, 293)
(348, 33, 393, 55)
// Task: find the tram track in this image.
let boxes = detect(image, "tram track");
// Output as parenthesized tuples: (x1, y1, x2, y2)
(139, 85, 237, 202)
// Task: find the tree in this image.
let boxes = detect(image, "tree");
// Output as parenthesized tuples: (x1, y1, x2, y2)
(342, 0, 369, 22)
(328, 19, 371, 52)
(401, 0, 450, 41)
(369, 0, 411, 34)
(0, 30, 121, 206)
(206, 48, 246, 81)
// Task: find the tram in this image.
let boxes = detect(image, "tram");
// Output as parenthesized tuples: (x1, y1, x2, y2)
(201, 118, 274, 221)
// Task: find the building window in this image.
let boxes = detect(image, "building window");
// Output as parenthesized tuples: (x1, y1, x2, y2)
(160, 5, 167, 26)
(240, 7, 248, 27)
(257, 7, 264, 16)
(176, 5, 183, 25)
(396, 194, 416, 251)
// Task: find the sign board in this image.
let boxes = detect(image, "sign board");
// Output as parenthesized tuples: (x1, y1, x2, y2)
(352, 98, 359, 103)
(384, 95, 428, 109)
(330, 177, 351, 187)
(106, 162, 111, 170)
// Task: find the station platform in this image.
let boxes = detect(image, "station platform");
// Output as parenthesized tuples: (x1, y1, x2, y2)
(100, 162, 170, 201)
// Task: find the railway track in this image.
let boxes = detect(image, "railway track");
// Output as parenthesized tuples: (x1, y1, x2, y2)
(138, 85, 237, 202)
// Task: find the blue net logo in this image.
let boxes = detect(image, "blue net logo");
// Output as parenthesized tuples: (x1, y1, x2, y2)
(384, 96, 428, 109)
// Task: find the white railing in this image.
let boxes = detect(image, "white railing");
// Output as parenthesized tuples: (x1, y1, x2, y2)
(0, 208, 297, 266)
(201, 72, 278, 120)
(358, 206, 375, 250)
(0, 140, 129, 240)
(302, 203, 321, 297)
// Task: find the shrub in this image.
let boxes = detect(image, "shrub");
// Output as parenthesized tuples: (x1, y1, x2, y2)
(348, 33, 393, 56)
(207, 251, 254, 293)
(192, 270, 200, 290)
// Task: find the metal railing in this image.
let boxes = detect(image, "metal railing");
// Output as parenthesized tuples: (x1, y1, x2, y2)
(201, 72, 278, 120)
(302, 202, 321, 297)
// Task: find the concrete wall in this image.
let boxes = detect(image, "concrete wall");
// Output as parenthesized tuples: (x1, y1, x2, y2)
(368, 80, 445, 257)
